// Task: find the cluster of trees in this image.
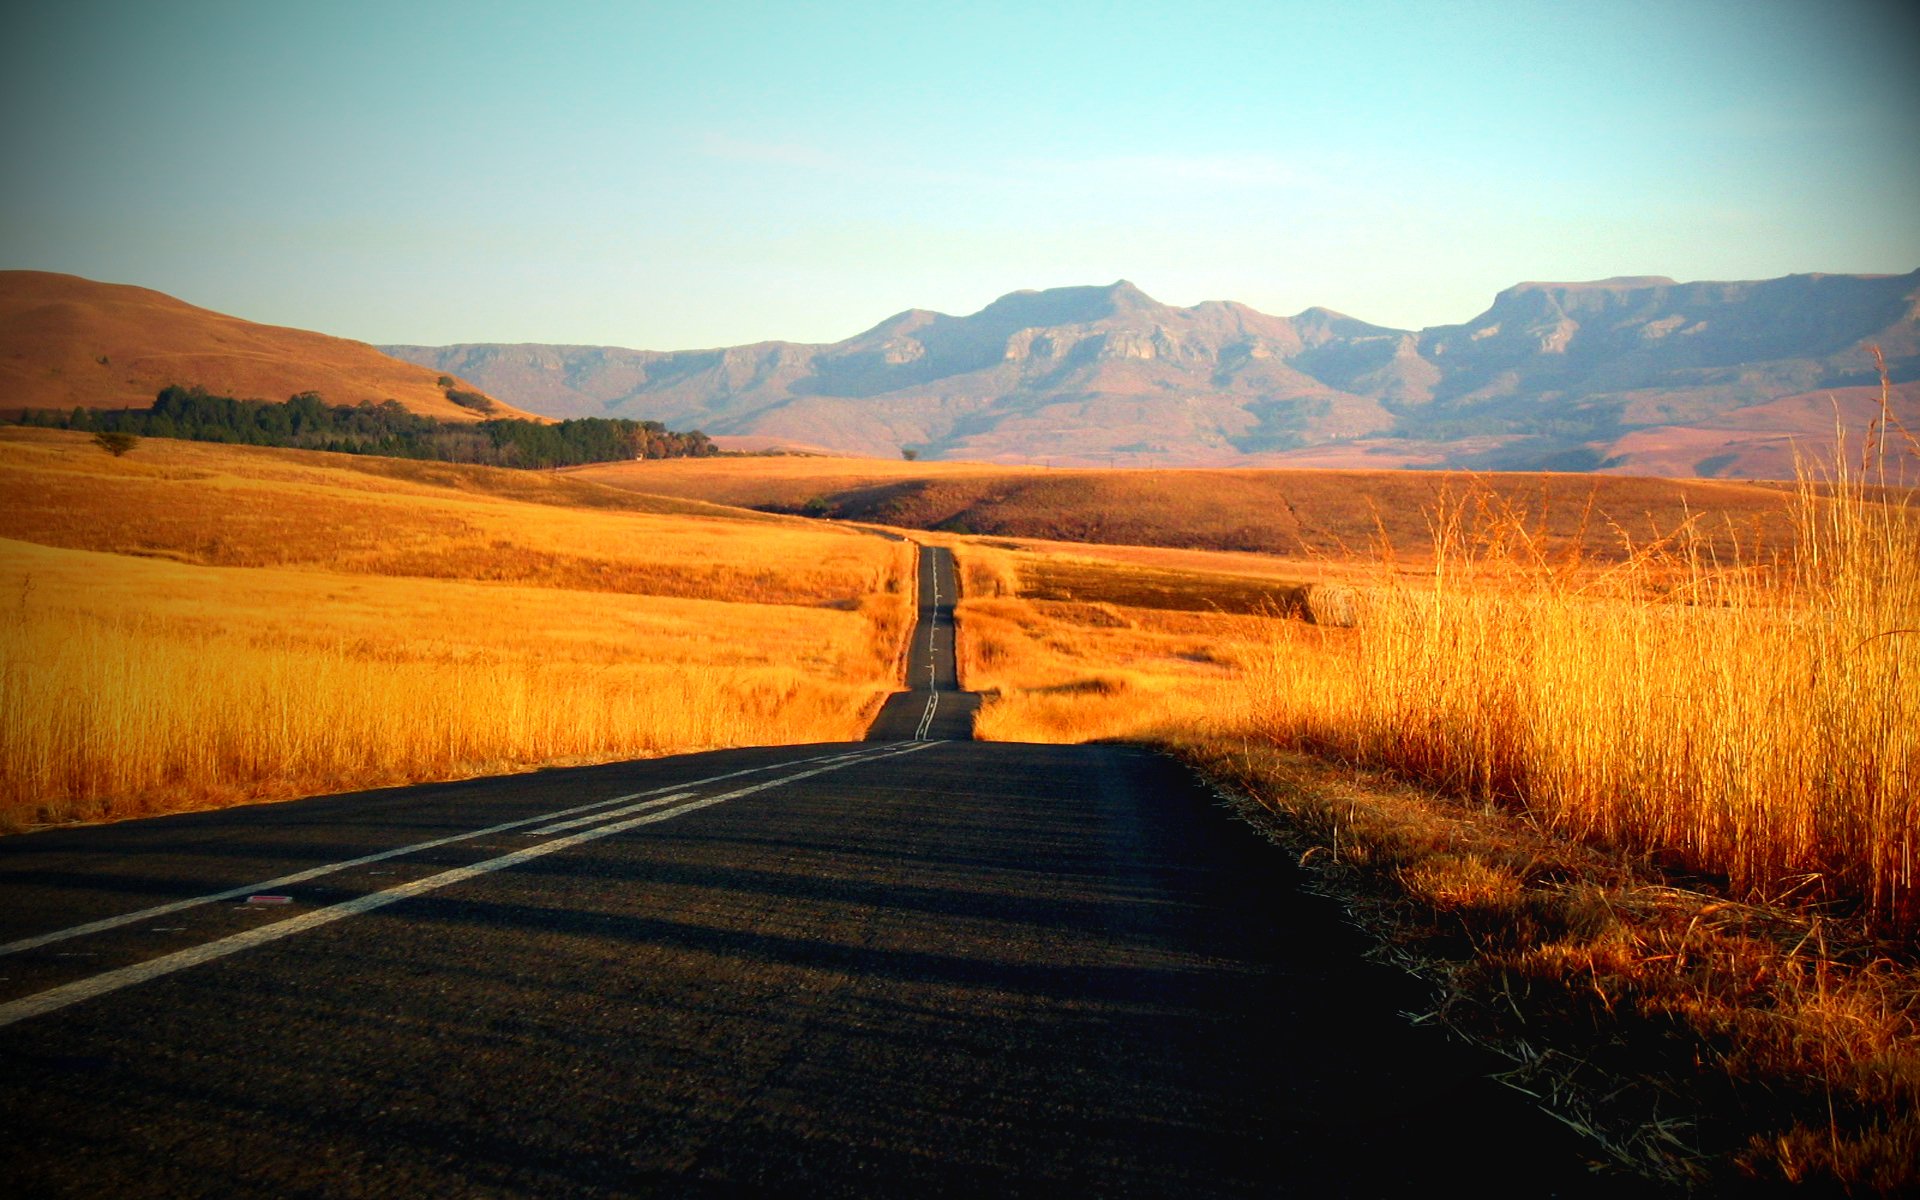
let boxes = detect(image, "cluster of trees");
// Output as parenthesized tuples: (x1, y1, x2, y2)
(16, 386, 716, 468)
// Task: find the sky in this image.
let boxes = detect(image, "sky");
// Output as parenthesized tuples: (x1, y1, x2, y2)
(3, 0, 1917, 349)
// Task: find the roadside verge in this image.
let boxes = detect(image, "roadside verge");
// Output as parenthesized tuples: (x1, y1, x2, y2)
(1174, 737, 1920, 1195)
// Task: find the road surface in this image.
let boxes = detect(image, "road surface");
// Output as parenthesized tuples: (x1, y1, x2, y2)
(0, 545, 1613, 1196)
(863, 545, 979, 741)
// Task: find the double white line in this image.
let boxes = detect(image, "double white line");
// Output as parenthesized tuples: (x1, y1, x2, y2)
(0, 741, 937, 1030)
(914, 547, 944, 739)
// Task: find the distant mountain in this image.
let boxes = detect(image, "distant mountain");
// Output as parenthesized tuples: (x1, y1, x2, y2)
(29, 266, 1909, 476)
(0, 271, 532, 422)
(387, 272, 1918, 476)
(382, 280, 1394, 463)
(384, 272, 1920, 477)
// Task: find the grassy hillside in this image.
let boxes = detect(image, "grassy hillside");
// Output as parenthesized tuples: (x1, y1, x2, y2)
(0, 271, 539, 422)
(574, 454, 1827, 564)
(569, 454, 1029, 509)
(0, 428, 912, 826)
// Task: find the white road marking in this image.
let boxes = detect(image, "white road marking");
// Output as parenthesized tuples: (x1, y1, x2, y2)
(524, 792, 695, 836)
(1, 746, 897, 958)
(914, 547, 945, 740)
(0, 741, 941, 1030)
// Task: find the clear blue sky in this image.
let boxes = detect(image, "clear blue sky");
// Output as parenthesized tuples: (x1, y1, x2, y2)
(3, 0, 1916, 348)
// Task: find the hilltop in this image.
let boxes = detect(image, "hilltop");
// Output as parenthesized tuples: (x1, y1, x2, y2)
(0, 271, 535, 422)
(388, 272, 1920, 477)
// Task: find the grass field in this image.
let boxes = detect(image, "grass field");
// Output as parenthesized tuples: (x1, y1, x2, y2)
(576, 453, 1828, 565)
(1237, 460, 1919, 938)
(931, 421, 1919, 1190)
(937, 535, 1308, 753)
(1229, 449, 1918, 1186)
(0, 428, 913, 827)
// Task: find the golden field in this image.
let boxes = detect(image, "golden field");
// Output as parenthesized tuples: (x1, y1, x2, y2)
(0, 428, 913, 827)
(934, 537, 1295, 746)
(575, 451, 1822, 564)
(1220, 456, 1918, 1186)
(1241, 465, 1918, 934)
(913, 436, 1917, 939)
(927, 421, 1918, 1190)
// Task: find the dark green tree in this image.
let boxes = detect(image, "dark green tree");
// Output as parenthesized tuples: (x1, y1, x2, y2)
(92, 431, 139, 457)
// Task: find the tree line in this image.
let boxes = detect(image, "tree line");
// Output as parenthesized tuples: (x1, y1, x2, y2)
(13, 386, 717, 467)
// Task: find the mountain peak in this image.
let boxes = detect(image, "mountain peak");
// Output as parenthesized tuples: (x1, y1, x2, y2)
(847, 306, 939, 343)
(973, 280, 1167, 329)
(1500, 276, 1678, 299)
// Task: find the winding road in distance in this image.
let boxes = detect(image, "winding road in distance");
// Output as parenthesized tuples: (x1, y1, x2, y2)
(0, 546, 1616, 1197)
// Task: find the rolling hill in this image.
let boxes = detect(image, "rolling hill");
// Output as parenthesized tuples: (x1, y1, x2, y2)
(387, 272, 1920, 477)
(0, 271, 534, 422)
(567, 454, 1824, 566)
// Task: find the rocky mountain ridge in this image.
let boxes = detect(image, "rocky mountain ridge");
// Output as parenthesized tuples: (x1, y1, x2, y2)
(377, 269, 1915, 475)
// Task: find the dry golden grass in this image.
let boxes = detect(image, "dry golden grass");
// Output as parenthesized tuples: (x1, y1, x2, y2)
(570, 453, 1031, 510)
(935, 391, 1919, 1189)
(0, 429, 912, 827)
(1181, 740, 1920, 1191)
(582, 451, 1847, 567)
(1213, 435, 1913, 1186)
(0, 430, 892, 604)
(1241, 452, 1918, 939)
(950, 540, 1291, 746)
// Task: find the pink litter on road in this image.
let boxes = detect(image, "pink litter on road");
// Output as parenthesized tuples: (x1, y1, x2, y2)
(245, 895, 292, 905)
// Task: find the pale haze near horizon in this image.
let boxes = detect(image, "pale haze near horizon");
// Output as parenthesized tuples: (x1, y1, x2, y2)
(3, 0, 1916, 350)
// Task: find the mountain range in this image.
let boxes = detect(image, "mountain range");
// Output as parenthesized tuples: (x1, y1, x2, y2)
(2, 268, 1912, 478)
(385, 271, 1920, 477)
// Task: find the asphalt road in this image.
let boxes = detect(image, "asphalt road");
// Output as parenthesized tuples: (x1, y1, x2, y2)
(0, 544, 1614, 1197)
(864, 545, 979, 742)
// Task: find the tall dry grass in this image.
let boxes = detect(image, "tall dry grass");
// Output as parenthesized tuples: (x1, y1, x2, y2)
(919, 419, 1918, 1184)
(1247, 410, 1919, 936)
(952, 541, 1283, 746)
(0, 605, 880, 826)
(0, 431, 914, 827)
(1206, 405, 1920, 1186)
